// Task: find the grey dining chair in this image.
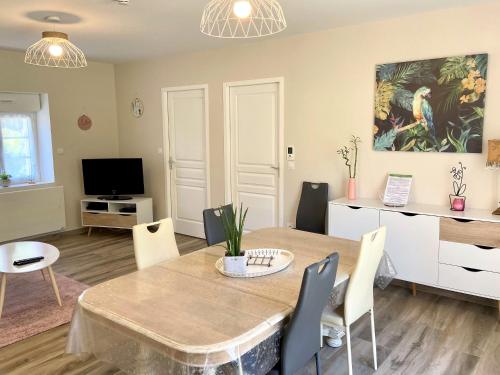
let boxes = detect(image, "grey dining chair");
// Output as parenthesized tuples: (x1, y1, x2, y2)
(296, 182, 329, 234)
(202, 204, 233, 246)
(268, 252, 339, 375)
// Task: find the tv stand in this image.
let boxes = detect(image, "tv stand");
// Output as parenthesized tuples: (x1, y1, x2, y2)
(98, 195, 133, 201)
(81, 197, 153, 236)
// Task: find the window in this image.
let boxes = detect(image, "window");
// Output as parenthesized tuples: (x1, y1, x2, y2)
(0, 113, 39, 184)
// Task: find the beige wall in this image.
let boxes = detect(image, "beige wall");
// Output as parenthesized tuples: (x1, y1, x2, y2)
(0, 49, 119, 229)
(117, 2, 500, 225)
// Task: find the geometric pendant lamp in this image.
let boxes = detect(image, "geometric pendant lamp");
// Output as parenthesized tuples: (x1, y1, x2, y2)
(25, 31, 87, 68)
(200, 0, 286, 38)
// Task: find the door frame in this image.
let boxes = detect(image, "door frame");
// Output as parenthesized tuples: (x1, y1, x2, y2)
(161, 84, 211, 220)
(223, 77, 285, 227)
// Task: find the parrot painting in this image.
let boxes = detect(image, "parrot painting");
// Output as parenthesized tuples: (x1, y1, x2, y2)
(412, 86, 435, 137)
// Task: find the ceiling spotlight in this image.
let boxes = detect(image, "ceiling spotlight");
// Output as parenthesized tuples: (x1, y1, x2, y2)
(114, 0, 130, 5)
(233, 1, 252, 18)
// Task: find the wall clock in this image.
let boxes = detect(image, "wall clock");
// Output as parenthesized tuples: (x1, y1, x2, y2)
(131, 98, 144, 118)
(78, 114, 92, 130)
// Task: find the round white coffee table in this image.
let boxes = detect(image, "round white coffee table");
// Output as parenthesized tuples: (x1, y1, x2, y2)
(0, 241, 62, 318)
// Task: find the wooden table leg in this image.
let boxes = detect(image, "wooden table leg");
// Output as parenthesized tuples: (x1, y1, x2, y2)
(41, 269, 46, 281)
(0, 273, 7, 319)
(47, 266, 62, 307)
(87, 227, 92, 237)
(411, 282, 417, 297)
(497, 300, 500, 320)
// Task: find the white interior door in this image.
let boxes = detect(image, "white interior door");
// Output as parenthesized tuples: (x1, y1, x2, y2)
(164, 86, 210, 238)
(226, 80, 283, 231)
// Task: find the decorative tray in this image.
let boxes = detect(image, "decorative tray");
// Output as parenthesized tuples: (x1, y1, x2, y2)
(215, 248, 294, 278)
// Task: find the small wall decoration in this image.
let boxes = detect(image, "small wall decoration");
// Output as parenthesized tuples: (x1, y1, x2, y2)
(77, 114, 92, 131)
(373, 54, 488, 153)
(131, 97, 144, 118)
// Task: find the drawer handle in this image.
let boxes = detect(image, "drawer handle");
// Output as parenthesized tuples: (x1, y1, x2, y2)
(400, 212, 418, 217)
(462, 267, 483, 273)
(347, 206, 362, 210)
(474, 244, 495, 250)
(452, 218, 473, 223)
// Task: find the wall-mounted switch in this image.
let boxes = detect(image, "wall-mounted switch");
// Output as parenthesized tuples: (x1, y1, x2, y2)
(287, 145, 295, 161)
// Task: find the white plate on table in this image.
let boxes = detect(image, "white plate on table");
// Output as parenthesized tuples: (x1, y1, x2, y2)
(215, 248, 294, 278)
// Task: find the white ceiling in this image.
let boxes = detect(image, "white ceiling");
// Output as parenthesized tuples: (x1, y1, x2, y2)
(0, 0, 494, 63)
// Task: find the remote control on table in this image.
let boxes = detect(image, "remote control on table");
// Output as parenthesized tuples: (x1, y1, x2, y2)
(13, 256, 45, 266)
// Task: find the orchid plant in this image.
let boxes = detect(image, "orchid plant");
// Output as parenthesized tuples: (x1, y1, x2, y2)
(450, 162, 467, 197)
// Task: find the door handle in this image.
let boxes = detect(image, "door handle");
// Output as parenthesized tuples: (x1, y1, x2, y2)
(400, 212, 418, 217)
(270, 166, 279, 170)
(168, 157, 176, 169)
(452, 218, 473, 223)
(474, 244, 496, 250)
(462, 267, 483, 273)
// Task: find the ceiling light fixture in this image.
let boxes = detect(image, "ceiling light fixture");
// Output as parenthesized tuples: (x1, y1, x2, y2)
(25, 31, 87, 68)
(200, 0, 286, 38)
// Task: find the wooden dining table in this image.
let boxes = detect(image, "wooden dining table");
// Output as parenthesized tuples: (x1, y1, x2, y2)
(67, 228, 360, 374)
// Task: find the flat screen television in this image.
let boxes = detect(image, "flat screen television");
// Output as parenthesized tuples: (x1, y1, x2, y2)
(82, 158, 144, 200)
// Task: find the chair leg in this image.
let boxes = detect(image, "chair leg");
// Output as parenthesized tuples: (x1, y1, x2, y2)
(370, 308, 378, 370)
(315, 352, 321, 375)
(346, 325, 353, 375)
(320, 323, 324, 348)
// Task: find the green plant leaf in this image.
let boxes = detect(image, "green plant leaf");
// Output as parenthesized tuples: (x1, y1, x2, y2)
(373, 128, 397, 151)
(475, 54, 488, 78)
(391, 88, 413, 112)
(438, 56, 468, 85)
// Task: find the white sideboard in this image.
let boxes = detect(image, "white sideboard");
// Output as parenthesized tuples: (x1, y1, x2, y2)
(81, 197, 153, 235)
(329, 198, 500, 305)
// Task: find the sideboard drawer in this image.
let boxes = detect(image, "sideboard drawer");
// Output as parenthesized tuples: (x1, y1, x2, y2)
(439, 263, 500, 299)
(328, 204, 379, 241)
(439, 241, 500, 273)
(82, 212, 137, 228)
(440, 217, 500, 248)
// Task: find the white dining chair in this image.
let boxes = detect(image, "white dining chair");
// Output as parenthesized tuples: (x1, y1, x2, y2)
(321, 226, 387, 375)
(132, 218, 180, 270)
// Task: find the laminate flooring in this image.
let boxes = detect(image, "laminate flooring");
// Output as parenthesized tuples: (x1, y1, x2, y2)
(1, 229, 498, 374)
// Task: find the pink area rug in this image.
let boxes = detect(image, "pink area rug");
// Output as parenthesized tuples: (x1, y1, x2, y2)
(0, 271, 88, 348)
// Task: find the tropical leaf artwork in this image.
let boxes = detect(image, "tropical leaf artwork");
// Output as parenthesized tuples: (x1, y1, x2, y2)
(373, 54, 487, 153)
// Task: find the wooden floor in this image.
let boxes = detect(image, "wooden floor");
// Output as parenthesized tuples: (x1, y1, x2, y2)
(1, 229, 499, 375)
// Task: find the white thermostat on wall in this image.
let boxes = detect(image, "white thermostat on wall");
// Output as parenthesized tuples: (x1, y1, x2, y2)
(287, 145, 295, 161)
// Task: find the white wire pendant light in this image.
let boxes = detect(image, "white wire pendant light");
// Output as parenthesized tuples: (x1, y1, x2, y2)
(200, 0, 287, 38)
(25, 31, 87, 69)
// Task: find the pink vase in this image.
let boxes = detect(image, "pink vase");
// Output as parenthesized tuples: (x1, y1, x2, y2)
(347, 178, 357, 200)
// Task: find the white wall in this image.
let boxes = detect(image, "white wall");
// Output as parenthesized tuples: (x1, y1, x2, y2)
(114, 2, 500, 225)
(0, 49, 119, 229)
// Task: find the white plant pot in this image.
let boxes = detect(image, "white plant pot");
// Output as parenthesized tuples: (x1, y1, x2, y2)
(224, 255, 247, 274)
(1, 179, 10, 187)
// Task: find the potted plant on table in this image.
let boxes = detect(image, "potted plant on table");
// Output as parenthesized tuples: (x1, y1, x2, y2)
(220, 203, 248, 274)
(449, 162, 467, 211)
(0, 171, 11, 187)
(337, 135, 361, 200)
